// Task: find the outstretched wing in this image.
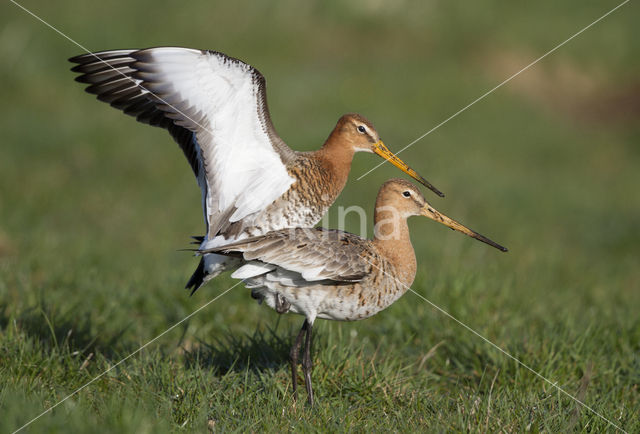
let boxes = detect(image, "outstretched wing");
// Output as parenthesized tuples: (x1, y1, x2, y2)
(70, 47, 297, 238)
(206, 228, 374, 282)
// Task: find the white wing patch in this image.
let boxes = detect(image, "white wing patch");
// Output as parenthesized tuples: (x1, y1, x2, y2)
(135, 48, 295, 236)
(232, 261, 276, 279)
(300, 266, 328, 281)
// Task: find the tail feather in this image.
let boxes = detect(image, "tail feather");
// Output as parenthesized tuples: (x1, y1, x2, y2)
(185, 253, 235, 295)
(185, 237, 240, 295)
(185, 236, 209, 294)
(185, 258, 206, 295)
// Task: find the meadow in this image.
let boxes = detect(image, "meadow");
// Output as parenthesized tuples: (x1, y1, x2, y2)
(1, 0, 638, 431)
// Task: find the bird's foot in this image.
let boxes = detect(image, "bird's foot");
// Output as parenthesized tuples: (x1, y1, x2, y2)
(275, 293, 291, 314)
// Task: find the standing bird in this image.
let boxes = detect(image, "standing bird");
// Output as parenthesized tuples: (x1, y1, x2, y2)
(69, 47, 443, 292)
(202, 178, 507, 405)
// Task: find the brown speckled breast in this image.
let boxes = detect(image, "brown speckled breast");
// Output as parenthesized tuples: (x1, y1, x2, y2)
(220, 154, 343, 239)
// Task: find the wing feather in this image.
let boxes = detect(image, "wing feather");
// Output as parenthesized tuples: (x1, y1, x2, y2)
(207, 228, 374, 283)
(70, 47, 297, 239)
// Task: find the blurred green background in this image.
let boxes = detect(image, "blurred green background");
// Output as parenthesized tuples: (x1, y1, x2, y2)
(1, 0, 638, 431)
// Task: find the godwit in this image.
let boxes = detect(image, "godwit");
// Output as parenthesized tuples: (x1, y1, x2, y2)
(202, 178, 507, 405)
(69, 47, 443, 292)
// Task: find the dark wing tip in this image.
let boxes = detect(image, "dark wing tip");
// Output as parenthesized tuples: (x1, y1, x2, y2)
(68, 54, 85, 64)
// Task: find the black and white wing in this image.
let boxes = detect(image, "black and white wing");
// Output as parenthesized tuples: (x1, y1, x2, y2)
(205, 228, 375, 282)
(70, 47, 297, 238)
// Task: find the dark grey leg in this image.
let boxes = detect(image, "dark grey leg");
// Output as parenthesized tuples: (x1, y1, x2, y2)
(302, 321, 314, 405)
(290, 320, 307, 401)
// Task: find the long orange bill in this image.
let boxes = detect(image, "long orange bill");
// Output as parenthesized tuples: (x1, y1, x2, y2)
(372, 141, 444, 197)
(421, 203, 508, 252)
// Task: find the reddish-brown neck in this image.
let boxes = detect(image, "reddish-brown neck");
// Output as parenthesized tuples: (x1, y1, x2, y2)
(314, 129, 356, 197)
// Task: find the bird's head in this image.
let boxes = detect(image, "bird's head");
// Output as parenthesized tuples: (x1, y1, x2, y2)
(334, 113, 444, 197)
(375, 178, 508, 252)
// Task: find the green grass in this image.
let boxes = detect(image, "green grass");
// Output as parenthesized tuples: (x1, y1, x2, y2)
(1, 0, 639, 431)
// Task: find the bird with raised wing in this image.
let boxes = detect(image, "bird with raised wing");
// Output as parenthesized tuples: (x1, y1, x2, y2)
(69, 47, 443, 293)
(202, 178, 507, 405)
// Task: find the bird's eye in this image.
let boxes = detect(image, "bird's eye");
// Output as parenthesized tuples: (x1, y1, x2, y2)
(402, 191, 411, 198)
(357, 125, 366, 133)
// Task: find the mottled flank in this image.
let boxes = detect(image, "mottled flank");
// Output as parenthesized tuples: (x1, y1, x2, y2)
(219, 152, 350, 241)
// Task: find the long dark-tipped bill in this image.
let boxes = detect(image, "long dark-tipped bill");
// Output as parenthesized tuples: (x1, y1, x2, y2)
(372, 141, 444, 197)
(421, 204, 508, 252)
